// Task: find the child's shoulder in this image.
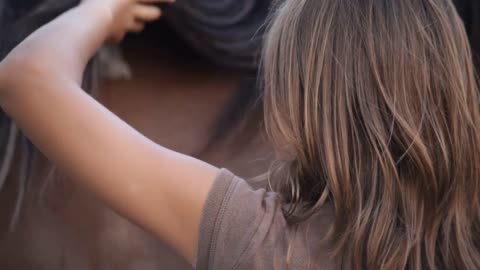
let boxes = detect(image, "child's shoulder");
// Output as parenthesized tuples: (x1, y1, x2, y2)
(196, 169, 335, 270)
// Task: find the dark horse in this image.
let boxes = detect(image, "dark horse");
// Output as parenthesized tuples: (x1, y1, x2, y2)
(0, 0, 479, 269)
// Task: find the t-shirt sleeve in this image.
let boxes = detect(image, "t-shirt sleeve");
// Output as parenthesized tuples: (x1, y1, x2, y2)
(195, 169, 288, 270)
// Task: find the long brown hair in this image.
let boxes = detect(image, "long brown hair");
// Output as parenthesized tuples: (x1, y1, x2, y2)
(262, 0, 480, 269)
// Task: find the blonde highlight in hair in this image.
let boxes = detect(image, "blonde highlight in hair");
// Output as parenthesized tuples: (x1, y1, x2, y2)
(262, 0, 480, 269)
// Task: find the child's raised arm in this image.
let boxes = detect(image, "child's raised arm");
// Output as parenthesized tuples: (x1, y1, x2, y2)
(0, 0, 217, 263)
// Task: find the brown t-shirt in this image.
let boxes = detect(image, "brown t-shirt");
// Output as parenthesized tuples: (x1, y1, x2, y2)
(196, 169, 336, 270)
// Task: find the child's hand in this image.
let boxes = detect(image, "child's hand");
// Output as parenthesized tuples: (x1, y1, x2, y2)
(82, 0, 174, 42)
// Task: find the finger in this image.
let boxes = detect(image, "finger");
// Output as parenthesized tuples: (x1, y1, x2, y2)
(133, 5, 162, 22)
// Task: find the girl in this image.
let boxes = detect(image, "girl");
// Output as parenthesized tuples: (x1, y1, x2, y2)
(1, 0, 480, 269)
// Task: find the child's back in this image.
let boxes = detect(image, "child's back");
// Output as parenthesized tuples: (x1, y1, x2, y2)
(195, 170, 336, 269)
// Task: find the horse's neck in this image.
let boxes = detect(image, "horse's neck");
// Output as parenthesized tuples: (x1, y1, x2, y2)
(97, 48, 243, 154)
